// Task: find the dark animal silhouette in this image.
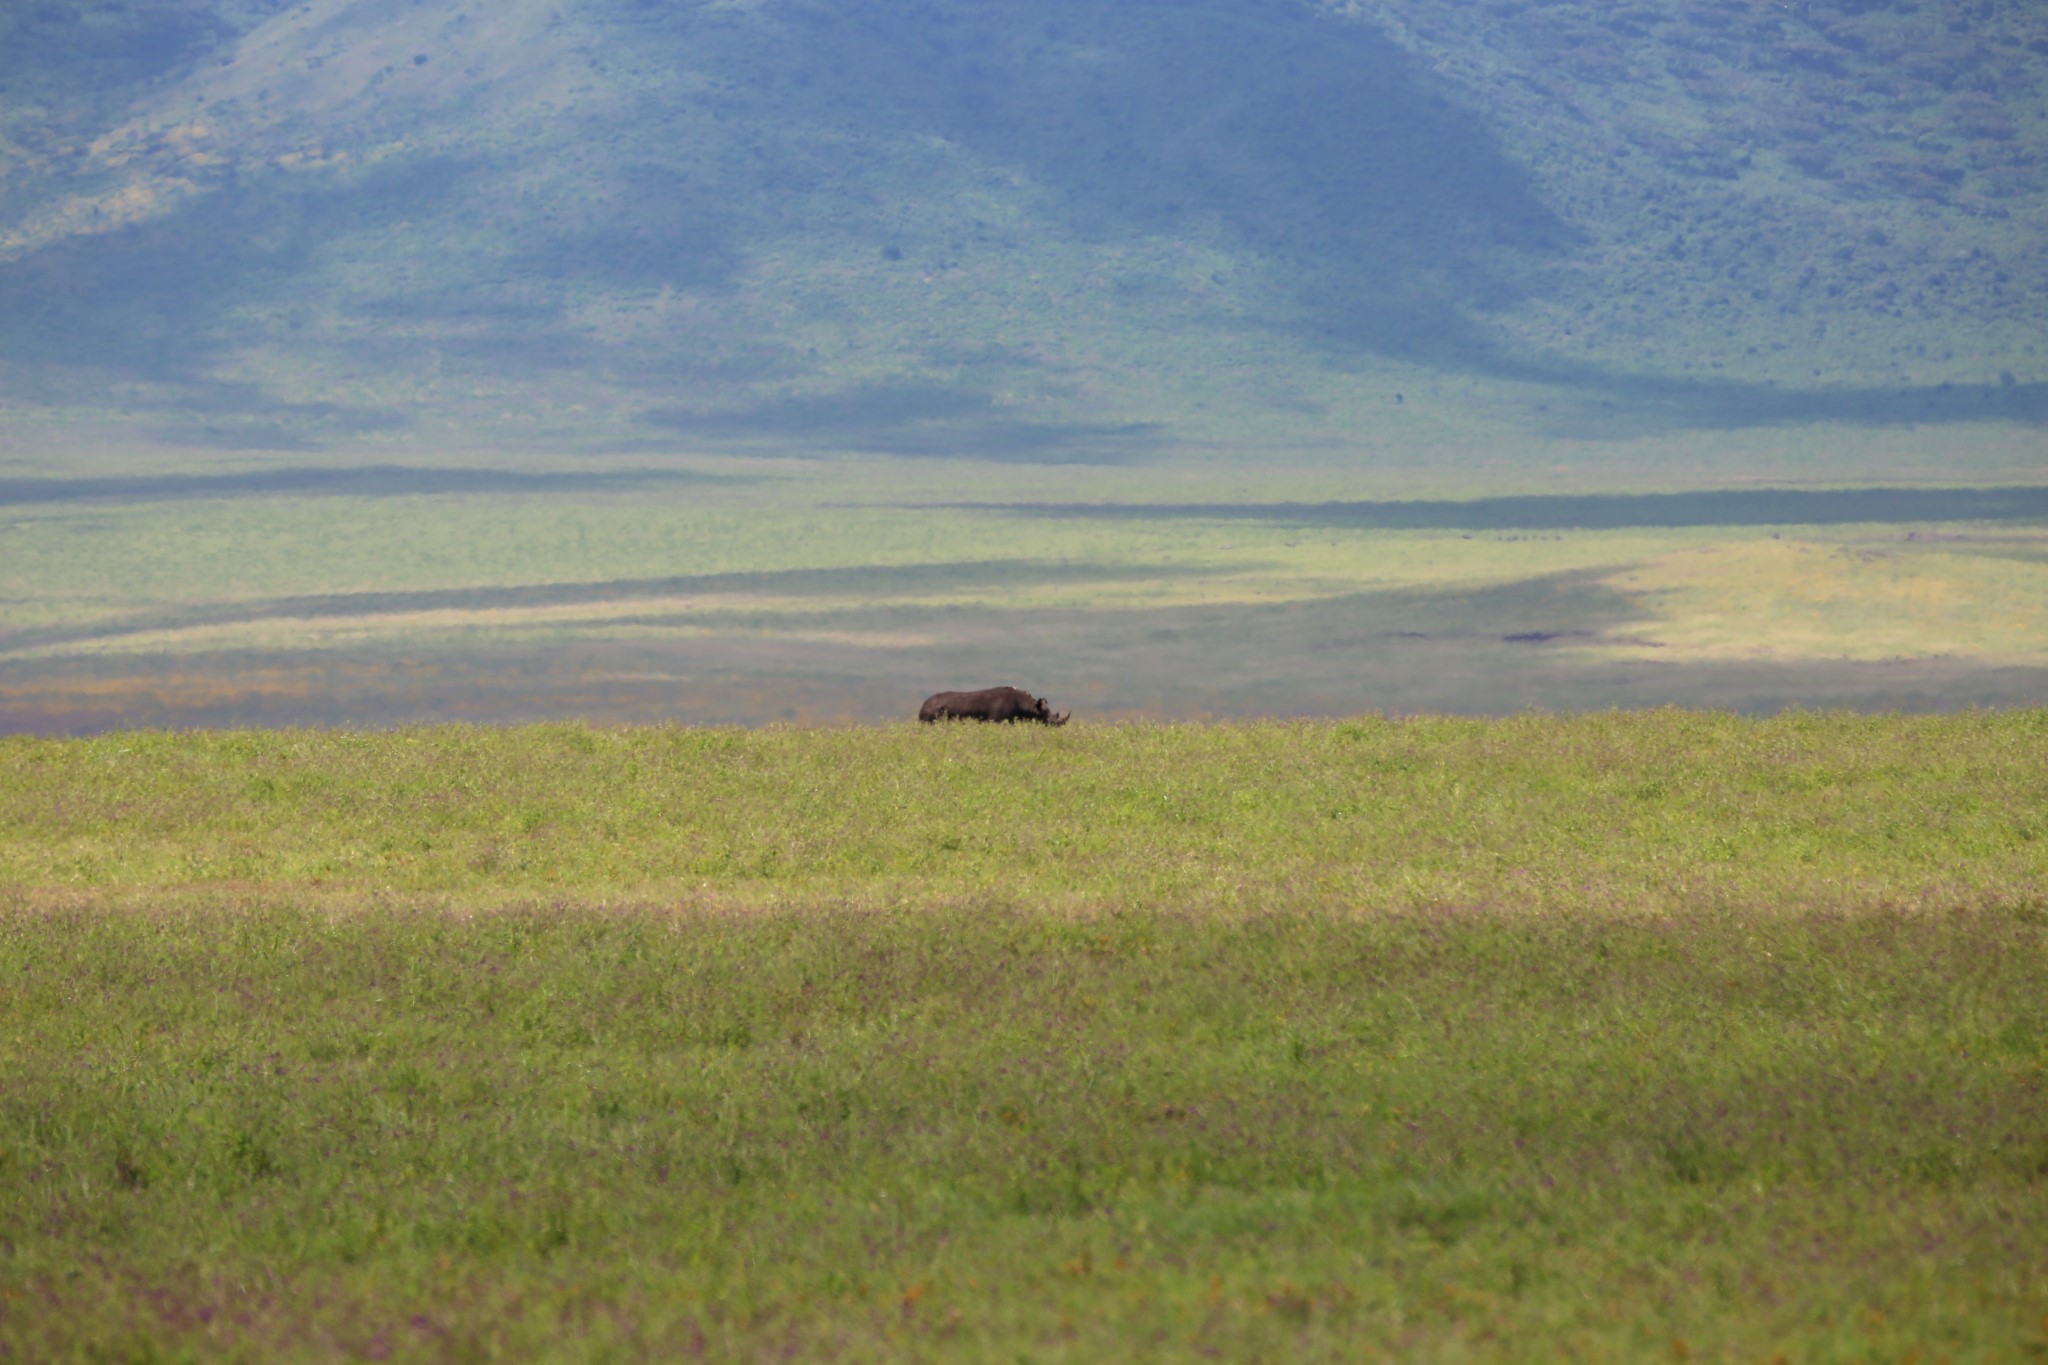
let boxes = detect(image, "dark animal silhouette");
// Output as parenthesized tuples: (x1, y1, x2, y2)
(918, 686, 1070, 725)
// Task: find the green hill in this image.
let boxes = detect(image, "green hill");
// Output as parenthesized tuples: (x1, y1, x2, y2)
(2, 0, 2044, 456)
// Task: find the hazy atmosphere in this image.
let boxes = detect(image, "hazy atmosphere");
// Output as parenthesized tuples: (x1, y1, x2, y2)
(6, 7, 2048, 1359)
(3, 0, 2045, 725)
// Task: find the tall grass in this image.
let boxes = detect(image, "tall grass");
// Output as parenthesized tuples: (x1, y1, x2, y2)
(4, 712, 2043, 910)
(3, 714, 2046, 1360)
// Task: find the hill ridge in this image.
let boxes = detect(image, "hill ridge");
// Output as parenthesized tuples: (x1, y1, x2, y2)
(1, 0, 2043, 454)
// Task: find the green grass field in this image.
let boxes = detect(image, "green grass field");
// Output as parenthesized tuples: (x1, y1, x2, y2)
(4, 714, 2046, 1360)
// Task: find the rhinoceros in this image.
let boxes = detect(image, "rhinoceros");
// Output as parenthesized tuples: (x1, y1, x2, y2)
(917, 686, 1070, 725)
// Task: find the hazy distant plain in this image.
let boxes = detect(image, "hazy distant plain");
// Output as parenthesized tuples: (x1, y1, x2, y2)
(4, 419, 2045, 730)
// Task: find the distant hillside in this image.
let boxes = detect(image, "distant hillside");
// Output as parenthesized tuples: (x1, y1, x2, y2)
(1, 0, 2043, 456)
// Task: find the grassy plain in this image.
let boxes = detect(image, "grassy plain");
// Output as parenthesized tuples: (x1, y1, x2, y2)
(3, 714, 2047, 1361)
(4, 435, 2047, 731)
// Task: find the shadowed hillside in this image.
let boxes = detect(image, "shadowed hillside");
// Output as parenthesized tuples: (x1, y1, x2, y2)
(1, 0, 2043, 454)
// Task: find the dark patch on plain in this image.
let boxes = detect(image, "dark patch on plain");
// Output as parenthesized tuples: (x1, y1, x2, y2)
(1503, 630, 1595, 644)
(0, 464, 742, 507)
(967, 485, 2048, 532)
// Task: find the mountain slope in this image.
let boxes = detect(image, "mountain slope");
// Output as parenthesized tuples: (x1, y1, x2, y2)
(1, 0, 2043, 456)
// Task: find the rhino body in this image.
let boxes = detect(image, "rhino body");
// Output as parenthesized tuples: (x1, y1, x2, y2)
(918, 686, 1070, 725)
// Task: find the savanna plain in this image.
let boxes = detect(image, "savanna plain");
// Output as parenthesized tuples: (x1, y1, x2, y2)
(7, 0, 2048, 1356)
(5, 428, 2048, 732)
(4, 711, 2047, 1361)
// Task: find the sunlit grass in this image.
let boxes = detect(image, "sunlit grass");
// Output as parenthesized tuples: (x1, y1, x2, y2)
(4, 713, 2043, 910)
(1594, 532, 2048, 664)
(2, 713, 2045, 1360)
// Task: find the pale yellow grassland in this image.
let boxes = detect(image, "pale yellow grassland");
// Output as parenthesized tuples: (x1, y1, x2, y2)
(1592, 531, 2048, 663)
